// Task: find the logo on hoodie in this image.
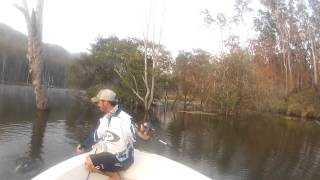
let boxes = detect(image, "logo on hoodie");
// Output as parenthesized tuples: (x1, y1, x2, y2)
(101, 130, 120, 142)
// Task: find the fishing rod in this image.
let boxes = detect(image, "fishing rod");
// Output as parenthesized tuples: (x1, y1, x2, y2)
(154, 134, 173, 148)
(85, 148, 97, 180)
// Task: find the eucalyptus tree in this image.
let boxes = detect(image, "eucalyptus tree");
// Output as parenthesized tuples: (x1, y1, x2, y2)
(257, 0, 314, 95)
(186, 49, 212, 110)
(174, 51, 194, 110)
(114, 2, 171, 112)
(15, 0, 48, 110)
(202, 10, 228, 53)
(202, 0, 252, 54)
(214, 50, 256, 115)
(114, 39, 172, 111)
(173, 50, 213, 111)
(234, 0, 253, 23)
(261, 0, 292, 94)
(307, 0, 320, 88)
(294, 1, 312, 89)
(258, 0, 320, 92)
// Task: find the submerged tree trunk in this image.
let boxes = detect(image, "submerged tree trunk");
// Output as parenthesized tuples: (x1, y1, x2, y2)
(15, 0, 48, 110)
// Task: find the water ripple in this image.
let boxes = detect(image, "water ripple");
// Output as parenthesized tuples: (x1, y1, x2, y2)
(0, 122, 32, 142)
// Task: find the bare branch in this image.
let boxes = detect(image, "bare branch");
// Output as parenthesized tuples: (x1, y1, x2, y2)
(114, 68, 144, 103)
(130, 74, 145, 102)
(36, 0, 44, 38)
(14, 0, 31, 27)
(130, 73, 139, 94)
(114, 67, 123, 79)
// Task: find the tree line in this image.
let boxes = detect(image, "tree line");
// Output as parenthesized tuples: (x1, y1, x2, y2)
(3, 0, 319, 117)
(66, 36, 288, 116)
(69, 0, 320, 118)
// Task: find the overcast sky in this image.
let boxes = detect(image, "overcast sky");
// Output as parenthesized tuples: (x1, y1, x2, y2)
(0, 0, 257, 56)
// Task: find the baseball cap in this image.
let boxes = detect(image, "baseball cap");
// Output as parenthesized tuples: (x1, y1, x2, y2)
(91, 89, 118, 103)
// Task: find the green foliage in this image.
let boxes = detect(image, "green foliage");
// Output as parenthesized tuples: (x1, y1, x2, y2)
(254, 10, 276, 41)
(68, 36, 172, 107)
(68, 36, 140, 89)
(113, 83, 137, 107)
(211, 49, 254, 113)
(172, 48, 288, 115)
(86, 84, 106, 98)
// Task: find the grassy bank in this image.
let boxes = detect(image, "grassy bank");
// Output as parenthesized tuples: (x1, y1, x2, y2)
(249, 88, 320, 119)
(286, 89, 320, 119)
(171, 88, 320, 120)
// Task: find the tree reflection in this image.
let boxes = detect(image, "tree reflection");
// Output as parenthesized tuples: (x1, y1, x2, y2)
(15, 110, 48, 173)
(29, 111, 49, 159)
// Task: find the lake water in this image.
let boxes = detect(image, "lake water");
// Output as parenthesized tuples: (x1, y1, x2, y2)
(0, 84, 320, 180)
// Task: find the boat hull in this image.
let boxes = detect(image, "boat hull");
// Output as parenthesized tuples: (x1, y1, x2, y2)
(32, 149, 211, 180)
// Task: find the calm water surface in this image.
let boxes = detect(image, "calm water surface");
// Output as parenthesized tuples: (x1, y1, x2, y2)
(1, 84, 320, 180)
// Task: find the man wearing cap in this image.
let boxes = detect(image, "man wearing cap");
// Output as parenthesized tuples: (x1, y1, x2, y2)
(76, 89, 137, 180)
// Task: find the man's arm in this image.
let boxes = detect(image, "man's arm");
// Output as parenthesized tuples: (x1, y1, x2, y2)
(81, 131, 97, 149)
(76, 121, 100, 154)
(76, 130, 98, 154)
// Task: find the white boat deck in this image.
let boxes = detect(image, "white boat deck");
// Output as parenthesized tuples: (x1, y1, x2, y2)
(32, 149, 212, 180)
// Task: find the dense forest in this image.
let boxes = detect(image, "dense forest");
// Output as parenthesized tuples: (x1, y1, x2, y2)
(0, 23, 73, 87)
(69, 0, 320, 118)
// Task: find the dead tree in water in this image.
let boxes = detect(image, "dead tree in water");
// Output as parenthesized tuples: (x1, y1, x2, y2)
(15, 0, 48, 110)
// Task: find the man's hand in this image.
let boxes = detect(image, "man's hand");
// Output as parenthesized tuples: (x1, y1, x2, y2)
(137, 124, 151, 140)
(76, 144, 85, 154)
(85, 155, 95, 172)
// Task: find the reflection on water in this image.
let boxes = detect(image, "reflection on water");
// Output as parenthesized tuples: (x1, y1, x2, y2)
(1, 84, 320, 180)
(15, 111, 48, 174)
(0, 85, 96, 180)
(146, 103, 320, 180)
(30, 111, 48, 160)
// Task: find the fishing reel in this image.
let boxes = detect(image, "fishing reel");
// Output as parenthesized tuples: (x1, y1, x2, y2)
(139, 121, 155, 134)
